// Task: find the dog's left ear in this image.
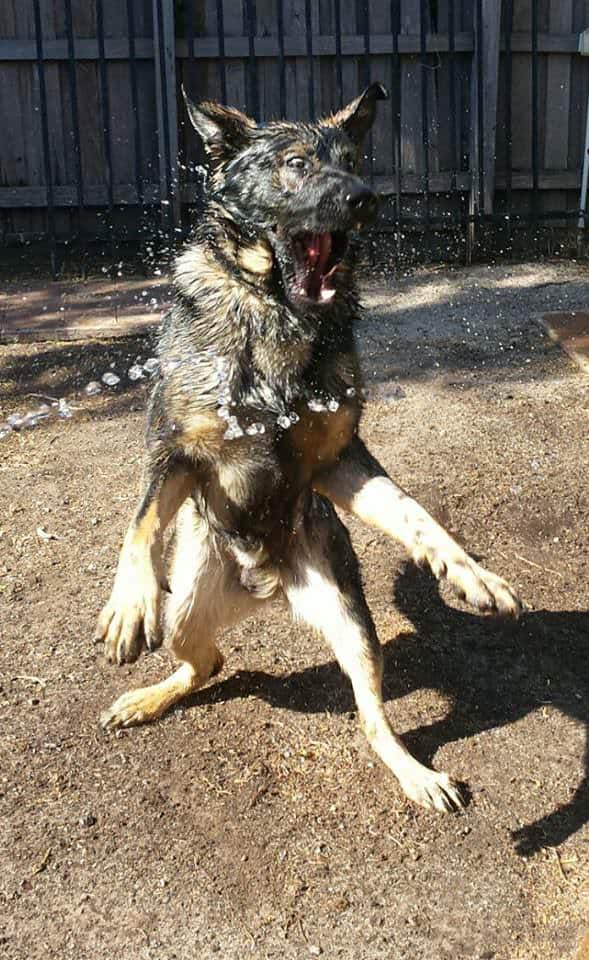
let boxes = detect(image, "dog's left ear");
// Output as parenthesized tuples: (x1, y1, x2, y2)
(329, 82, 389, 144)
(182, 86, 255, 163)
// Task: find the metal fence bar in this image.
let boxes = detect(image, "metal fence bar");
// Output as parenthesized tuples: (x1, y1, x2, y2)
(419, 0, 431, 256)
(504, 0, 513, 243)
(126, 0, 144, 204)
(153, 0, 176, 232)
(304, 0, 315, 117)
(359, 0, 372, 182)
(390, 1, 402, 255)
(531, 0, 539, 225)
(244, 0, 259, 119)
(448, 0, 457, 196)
(276, 0, 286, 117)
(96, 0, 116, 264)
(334, 0, 344, 108)
(64, 0, 84, 246)
(216, 0, 227, 102)
(476, 0, 485, 215)
(32, 0, 56, 276)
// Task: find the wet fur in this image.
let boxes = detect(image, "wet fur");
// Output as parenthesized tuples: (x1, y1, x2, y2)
(96, 86, 522, 814)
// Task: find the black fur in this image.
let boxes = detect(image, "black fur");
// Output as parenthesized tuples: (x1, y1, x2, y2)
(142, 84, 389, 591)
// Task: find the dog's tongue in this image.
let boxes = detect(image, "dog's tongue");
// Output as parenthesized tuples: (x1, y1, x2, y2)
(305, 233, 334, 301)
(307, 233, 332, 271)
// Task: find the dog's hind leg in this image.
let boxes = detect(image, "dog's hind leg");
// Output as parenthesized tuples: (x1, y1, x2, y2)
(100, 502, 262, 731)
(282, 494, 466, 813)
(315, 437, 522, 618)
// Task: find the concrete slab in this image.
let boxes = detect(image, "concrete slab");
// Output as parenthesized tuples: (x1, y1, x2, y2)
(540, 310, 589, 374)
(0, 277, 171, 342)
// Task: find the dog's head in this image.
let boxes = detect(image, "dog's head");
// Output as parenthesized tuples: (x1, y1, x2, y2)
(183, 84, 388, 308)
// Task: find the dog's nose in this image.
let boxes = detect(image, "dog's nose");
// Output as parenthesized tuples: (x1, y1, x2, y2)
(345, 185, 378, 223)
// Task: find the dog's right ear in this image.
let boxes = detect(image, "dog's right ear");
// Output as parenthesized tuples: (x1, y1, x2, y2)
(182, 87, 255, 163)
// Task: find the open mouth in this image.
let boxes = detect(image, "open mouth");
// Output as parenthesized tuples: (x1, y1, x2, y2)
(290, 231, 348, 304)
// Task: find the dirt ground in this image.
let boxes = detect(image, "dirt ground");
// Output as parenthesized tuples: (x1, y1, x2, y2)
(1, 261, 588, 960)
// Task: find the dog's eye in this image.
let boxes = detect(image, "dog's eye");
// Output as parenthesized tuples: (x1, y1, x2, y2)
(286, 156, 308, 171)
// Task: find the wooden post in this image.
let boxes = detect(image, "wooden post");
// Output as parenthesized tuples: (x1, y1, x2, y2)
(153, 0, 179, 231)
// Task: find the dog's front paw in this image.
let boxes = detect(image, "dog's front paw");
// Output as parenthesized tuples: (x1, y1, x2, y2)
(415, 545, 522, 618)
(95, 564, 164, 664)
(399, 767, 468, 813)
(446, 557, 522, 618)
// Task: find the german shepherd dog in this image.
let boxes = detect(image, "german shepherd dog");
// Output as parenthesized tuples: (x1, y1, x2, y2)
(97, 83, 522, 813)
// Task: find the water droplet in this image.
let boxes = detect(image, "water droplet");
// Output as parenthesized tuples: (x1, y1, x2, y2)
(277, 414, 291, 429)
(224, 417, 244, 440)
(308, 398, 326, 412)
(143, 357, 160, 375)
(327, 399, 339, 412)
(84, 381, 102, 396)
(246, 422, 266, 435)
(58, 398, 73, 419)
(102, 372, 120, 387)
(128, 364, 145, 381)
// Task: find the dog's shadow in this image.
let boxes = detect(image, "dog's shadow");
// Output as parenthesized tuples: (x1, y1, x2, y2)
(189, 564, 588, 855)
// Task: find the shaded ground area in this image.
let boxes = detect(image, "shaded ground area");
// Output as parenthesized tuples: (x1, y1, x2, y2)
(1, 262, 588, 960)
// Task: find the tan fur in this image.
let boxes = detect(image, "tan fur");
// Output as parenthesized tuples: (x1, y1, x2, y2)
(174, 243, 267, 316)
(237, 239, 273, 275)
(315, 454, 522, 617)
(96, 468, 193, 663)
(288, 403, 357, 472)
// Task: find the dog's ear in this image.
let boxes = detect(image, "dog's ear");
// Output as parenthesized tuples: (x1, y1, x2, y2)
(182, 86, 255, 163)
(328, 82, 389, 144)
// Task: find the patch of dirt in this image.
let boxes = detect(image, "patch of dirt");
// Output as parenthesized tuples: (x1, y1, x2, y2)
(1, 263, 588, 960)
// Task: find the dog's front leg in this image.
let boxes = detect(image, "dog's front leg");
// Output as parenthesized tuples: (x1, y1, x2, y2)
(315, 437, 522, 617)
(95, 464, 193, 663)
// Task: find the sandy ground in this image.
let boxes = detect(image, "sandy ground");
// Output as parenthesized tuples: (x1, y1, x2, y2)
(1, 261, 588, 960)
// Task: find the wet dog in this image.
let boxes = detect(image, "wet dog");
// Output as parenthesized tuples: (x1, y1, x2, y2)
(96, 83, 522, 812)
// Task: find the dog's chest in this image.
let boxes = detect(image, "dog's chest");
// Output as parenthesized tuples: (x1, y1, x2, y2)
(284, 399, 358, 472)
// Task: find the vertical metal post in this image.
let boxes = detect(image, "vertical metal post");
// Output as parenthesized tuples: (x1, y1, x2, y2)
(419, 0, 431, 258)
(360, 0, 373, 183)
(32, 0, 57, 277)
(577, 95, 589, 247)
(216, 0, 227, 103)
(391, 0, 402, 258)
(304, 0, 315, 116)
(467, 0, 484, 263)
(96, 0, 116, 267)
(244, 0, 259, 119)
(153, 0, 179, 233)
(64, 0, 84, 254)
(276, 0, 286, 118)
(476, 0, 485, 218)
(334, 0, 343, 108)
(531, 0, 539, 227)
(504, 0, 513, 245)
(126, 0, 144, 204)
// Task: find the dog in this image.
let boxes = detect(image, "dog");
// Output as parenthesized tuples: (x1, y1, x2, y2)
(96, 83, 522, 813)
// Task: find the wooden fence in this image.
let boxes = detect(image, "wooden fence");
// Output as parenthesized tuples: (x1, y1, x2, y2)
(1, 0, 588, 262)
